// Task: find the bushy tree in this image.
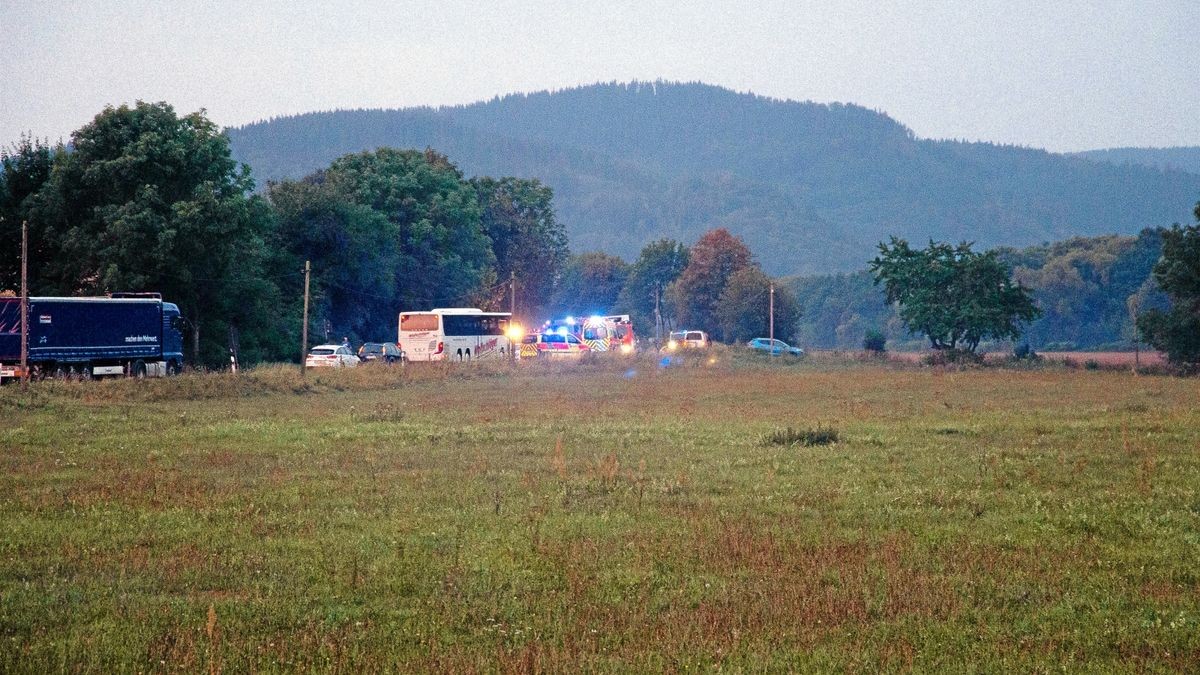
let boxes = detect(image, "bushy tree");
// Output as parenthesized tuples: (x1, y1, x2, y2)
(549, 252, 629, 317)
(714, 266, 799, 342)
(668, 228, 753, 332)
(472, 176, 568, 320)
(1137, 204, 1200, 367)
(615, 239, 689, 336)
(871, 238, 1041, 353)
(270, 149, 496, 343)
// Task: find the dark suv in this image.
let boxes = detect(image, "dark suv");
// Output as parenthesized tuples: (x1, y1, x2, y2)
(358, 342, 405, 364)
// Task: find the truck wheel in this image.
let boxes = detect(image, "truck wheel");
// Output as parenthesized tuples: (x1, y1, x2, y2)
(132, 360, 147, 378)
(167, 360, 182, 376)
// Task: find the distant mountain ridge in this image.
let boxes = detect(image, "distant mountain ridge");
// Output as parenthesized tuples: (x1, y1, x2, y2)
(227, 81, 1200, 275)
(1072, 146, 1200, 177)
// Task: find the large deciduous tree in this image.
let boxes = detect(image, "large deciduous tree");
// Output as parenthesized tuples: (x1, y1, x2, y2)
(871, 238, 1040, 353)
(267, 175, 398, 344)
(668, 228, 754, 333)
(323, 148, 494, 312)
(472, 176, 568, 320)
(269, 148, 494, 343)
(1137, 203, 1200, 368)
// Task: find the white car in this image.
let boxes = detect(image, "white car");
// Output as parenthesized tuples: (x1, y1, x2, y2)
(305, 344, 359, 368)
(664, 330, 710, 351)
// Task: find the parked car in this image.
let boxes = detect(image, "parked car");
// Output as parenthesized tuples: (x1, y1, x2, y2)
(520, 332, 592, 359)
(664, 330, 710, 351)
(747, 338, 804, 357)
(305, 344, 359, 368)
(358, 342, 405, 364)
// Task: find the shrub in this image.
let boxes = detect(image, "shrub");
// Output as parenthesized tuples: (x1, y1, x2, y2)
(1014, 343, 1038, 360)
(863, 329, 887, 353)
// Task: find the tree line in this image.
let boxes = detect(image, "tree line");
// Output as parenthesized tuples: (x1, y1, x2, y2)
(6, 101, 1197, 370)
(0, 102, 798, 367)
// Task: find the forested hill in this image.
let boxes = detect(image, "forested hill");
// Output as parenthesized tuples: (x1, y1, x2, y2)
(1073, 147, 1200, 176)
(227, 82, 1200, 275)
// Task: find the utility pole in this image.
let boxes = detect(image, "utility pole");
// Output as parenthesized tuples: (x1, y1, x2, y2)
(1126, 294, 1142, 375)
(768, 284, 775, 357)
(20, 220, 29, 390)
(300, 260, 310, 376)
(510, 271, 516, 317)
(654, 283, 661, 346)
(509, 271, 517, 362)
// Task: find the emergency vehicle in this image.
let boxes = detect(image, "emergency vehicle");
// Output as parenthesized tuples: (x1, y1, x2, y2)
(540, 315, 636, 354)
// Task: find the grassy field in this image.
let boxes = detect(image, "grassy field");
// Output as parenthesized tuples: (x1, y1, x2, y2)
(2, 354, 1198, 672)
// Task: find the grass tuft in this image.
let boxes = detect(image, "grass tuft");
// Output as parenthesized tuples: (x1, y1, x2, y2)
(760, 425, 840, 447)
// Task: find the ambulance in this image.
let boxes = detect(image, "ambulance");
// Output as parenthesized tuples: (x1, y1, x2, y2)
(540, 315, 636, 355)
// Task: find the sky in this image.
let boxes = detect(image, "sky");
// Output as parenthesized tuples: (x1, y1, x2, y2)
(2, 0, 1198, 152)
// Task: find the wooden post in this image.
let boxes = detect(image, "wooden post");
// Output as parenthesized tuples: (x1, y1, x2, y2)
(768, 283, 775, 356)
(20, 220, 29, 389)
(300, 260, 310, 376)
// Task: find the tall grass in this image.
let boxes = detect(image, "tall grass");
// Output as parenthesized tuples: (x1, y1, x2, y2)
(2, 363, 1199, 670)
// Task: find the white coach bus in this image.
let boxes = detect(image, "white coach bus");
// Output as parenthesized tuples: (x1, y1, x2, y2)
(398, 308, 516, 361)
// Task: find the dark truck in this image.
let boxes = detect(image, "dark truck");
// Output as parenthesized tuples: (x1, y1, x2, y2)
(0, 295, 185, 382)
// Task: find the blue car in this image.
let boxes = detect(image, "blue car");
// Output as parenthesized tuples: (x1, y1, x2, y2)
(747, 338, 804, 357)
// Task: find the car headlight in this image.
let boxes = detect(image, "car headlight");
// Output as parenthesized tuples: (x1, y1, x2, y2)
(667, 339, 678, 351)
(619, 343, 634, 355)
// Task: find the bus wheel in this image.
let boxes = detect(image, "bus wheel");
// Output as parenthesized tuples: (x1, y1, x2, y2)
(132, 360, 147, 378)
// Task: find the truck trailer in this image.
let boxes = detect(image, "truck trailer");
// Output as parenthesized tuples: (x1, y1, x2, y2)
(0, 295, 185, 382)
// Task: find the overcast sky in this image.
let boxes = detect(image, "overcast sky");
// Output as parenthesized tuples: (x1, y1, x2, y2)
(2, 1, 1197, 152)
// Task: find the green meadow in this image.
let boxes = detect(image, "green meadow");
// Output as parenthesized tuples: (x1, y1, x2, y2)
(2, 355, 1198, 672)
